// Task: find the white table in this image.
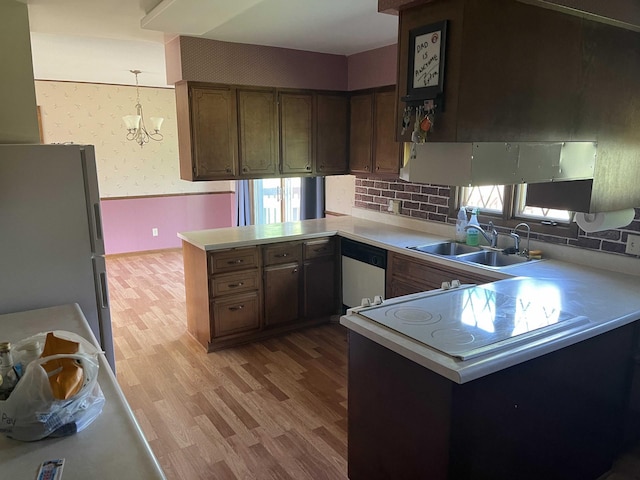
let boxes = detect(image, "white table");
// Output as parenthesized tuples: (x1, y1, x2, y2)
(0, 304, 165, 479)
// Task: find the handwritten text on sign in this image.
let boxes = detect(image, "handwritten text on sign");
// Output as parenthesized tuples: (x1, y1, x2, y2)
(413, 30, 442, 89)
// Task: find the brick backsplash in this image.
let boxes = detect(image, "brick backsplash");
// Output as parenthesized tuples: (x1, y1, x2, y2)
(354, 177, 640, 258)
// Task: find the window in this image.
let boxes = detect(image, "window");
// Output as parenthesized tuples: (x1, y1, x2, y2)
(252, 178, 301, 225)
(459, 184, 575, 234)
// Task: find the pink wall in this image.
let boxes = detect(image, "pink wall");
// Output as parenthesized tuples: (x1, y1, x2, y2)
(172, 36, 348, 90)
(101, 193, 235, 255)
(347, 44, 398, 91)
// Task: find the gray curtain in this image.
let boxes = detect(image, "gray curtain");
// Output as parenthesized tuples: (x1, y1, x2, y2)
(236, 179, 252, 226)
(300, 177, 325, 220)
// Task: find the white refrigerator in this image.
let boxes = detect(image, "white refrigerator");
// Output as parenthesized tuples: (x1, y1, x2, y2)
(0, 144, 115, 369)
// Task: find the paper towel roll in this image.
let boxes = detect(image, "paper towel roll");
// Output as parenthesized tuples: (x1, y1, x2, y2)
(574, 208, 636, 233)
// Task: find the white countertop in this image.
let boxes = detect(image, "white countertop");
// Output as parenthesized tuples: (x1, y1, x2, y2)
(0, 304, 165, 480)
(179, 216, 640, 383)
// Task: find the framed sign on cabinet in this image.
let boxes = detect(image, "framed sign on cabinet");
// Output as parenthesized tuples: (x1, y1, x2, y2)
(406, 20, 448, 102)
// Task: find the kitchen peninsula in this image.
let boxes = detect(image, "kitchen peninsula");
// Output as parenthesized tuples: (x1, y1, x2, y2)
(180, 215, 640, 479)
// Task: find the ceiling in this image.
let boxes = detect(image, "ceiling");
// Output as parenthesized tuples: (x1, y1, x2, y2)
(22, 0, 398, 86)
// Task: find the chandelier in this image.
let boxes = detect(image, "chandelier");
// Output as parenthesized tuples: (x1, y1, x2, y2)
(122, 70, 164, 148)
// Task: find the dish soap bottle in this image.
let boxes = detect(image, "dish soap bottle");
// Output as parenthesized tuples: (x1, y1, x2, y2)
(455, 207, 468, 243)
(466, 208, 480, 246)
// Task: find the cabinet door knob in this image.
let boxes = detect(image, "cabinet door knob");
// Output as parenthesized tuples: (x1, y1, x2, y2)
(306, 165, 311, 171)
(376, 165, 380, 171)
(365, 165, 370, 171)
(319, 165, 324, 170)
(243, 167, 248, 172)
(228, 305, 245, 311)
(292, 268, 298, 274)
(226, 167, 232, 173)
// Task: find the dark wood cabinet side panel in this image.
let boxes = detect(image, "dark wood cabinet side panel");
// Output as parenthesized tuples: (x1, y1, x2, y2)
(348, 331, 453, 480)
(238, 89, 279, 177)
(176, 82, 195, 181)
(183, 241, 211, 349)
(349, 94, 374, 174)
(456, 0, 582, 142)
(280, 92, 313, 175)
(316, 94, 349, 175)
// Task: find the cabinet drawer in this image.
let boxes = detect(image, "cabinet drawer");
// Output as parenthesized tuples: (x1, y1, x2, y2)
(211, 269, 259, 297)
(263, 242, 302, 266)
(209, 247, 259, 274)
(303, 237, 335, 260)
(212, 291, 261, 338)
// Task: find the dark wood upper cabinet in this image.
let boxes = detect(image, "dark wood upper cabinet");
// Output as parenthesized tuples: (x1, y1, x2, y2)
(315, 93, 349, 175)
(279, 91, 313, 175)
(350, 87, 401, 176)
(349, 93, 374, 174)
(237, 88, 279, 177)
(373, 88, 402, 175)
(176, 82, 238, 181)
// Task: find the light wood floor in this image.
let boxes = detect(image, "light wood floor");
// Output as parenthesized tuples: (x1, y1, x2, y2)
(106, 249, 348, 480)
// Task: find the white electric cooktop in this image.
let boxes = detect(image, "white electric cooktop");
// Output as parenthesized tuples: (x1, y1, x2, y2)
(357, 282, 588, 360)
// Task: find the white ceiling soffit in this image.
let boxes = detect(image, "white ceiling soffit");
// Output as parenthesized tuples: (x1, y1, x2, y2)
(142, 0, 264, 36)
(142, 0, 399, 55)
(27, 0, 165, 43)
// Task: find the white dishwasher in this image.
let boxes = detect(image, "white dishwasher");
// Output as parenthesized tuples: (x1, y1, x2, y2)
(341, 238, 387, 309)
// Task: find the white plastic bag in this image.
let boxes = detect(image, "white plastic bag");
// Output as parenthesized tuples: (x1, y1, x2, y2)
(0, 331, 105, 442)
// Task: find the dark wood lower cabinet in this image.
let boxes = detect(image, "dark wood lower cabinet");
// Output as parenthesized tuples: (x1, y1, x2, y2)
(347, 323, 636, 480)
(183, 238, 339, 352)
(263, 263, 301, 326)
(212, 291, 261, 337)
(304, 257, 336, 318)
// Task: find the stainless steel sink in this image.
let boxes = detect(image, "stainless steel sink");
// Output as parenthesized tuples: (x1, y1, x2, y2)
(408, 242, 483, 256)
(456, 250, 538, 268)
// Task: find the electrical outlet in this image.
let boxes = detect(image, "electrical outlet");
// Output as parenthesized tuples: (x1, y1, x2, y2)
(387, 199, 401, 214)
(626, 234, 640, 255)
(152, 228, 158, 237)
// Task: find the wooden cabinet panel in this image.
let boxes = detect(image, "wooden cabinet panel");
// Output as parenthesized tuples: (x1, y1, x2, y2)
(349, 93, 374, 174)
(263, 242, 302, 266)
(280, 92, 313, 175)
(209, 247, 259, 274)
(211, 269, 260, 297)
(316, 93, 349, 175)
(388, 278, 425, 299)
(264, 263, 301, 326)
(212, 291, 261, 338)
(386, 251, 496, 299)
(303, 237, 335, 260)
(373, 89, 401, 174)
(349, 88, 401, 176)
(238, 89, 278, 177)
(176, 82, 238, 181)
(303, 257, 336, 318)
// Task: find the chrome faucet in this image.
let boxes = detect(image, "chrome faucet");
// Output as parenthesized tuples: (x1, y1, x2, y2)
(512, 222, 531, 255)
(465, 221, 499, 247)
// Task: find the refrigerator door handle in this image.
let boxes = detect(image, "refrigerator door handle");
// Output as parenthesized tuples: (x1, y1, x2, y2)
(99, 271, 109, 309)
(93, 203, 104, 241)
